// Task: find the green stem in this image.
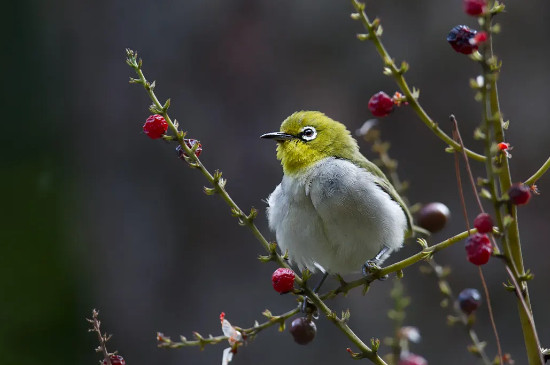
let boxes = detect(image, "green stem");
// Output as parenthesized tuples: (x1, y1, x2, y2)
(302, 287, 388, 365)
(351, 0, 486, 163)
(158, 306, 301, 349)
(478, 10, 542, 363)
(127, 51, 297, 281)
(524, 156, 550, 186)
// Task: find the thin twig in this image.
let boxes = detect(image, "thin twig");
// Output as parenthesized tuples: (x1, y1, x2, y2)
(524, 156, 550, 186)
(450, 115, 503, 364)
(87, 309, 113, 365)
(157, 306, 301, 349)
(350, 0, 486, 163)
(426, 260, 492, 365)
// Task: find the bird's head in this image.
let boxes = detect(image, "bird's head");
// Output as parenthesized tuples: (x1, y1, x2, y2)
(261, 111, 359, 176)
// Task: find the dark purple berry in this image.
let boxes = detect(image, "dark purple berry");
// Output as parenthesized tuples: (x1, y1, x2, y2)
(473, 213, 493, 234)
(447, 25, 478, 54)
(289, 317, 316, 345)
(368, 91, 395, 117)
(458, 288, 482, 314)
(508, 183, 531, 205)
(417, 202, 450, 233)
(465, 233, 493, 265)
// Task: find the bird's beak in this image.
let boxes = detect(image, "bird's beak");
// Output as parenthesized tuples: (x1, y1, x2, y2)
(260, 132, 295, 141)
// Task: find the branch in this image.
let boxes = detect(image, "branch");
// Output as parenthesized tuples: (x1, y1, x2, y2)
(524, 156, 550, 186)
(323, 229, 476, 299)
(475, 4, 543, 362)
(350, 0, 486, 163)
(157, 306, 301, 349)
(126, 49, 296, 279)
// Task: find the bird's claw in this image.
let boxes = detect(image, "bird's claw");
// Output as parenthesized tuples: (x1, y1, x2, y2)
(300, 297, 319, 319)
(362, 260, 388, 280)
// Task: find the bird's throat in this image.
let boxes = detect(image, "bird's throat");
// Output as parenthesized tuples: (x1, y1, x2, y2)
(277, 141, 327, 176)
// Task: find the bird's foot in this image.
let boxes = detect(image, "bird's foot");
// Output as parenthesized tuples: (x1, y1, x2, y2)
(300, 297, 319, 319)
(362, 260, 388, 280)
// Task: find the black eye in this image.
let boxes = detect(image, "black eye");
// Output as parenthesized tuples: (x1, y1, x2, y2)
(300, 126, 317, 141)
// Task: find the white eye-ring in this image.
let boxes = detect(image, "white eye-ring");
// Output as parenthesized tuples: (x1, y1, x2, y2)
(300, 126, 317, 141)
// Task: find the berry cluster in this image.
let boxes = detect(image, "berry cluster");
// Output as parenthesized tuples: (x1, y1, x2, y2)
(465, 233, 493, 265)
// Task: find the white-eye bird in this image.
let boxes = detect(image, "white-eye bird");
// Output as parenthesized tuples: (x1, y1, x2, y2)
(261, 111, 414, 276)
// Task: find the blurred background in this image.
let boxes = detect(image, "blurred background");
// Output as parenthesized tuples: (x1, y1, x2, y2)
(2, 0, 550, 364)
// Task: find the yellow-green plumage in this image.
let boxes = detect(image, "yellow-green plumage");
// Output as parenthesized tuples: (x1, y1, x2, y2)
(275, 111, 413, 236)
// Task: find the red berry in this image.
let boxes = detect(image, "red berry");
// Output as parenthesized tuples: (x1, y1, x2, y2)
(458, 288, 482, 314)
(272, 268, 295, 293)
(464, 0, 487, 16)
(498, 142, 510, 150)
(447, 25, 478, 54)
(508, 183, 531, 205)
(417, 202, 450, 233)
(465, 233, 493, 265)
(473, 213, 493, 234)
(143, 114, 168, 139)
(399, 353, 428, 365)
(368, 91, 395, 117)
(289, 317, 316, 345)
(103, 355, 126, 365)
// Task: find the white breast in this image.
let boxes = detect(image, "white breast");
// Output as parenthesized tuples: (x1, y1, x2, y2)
(266, 157, 407, 275)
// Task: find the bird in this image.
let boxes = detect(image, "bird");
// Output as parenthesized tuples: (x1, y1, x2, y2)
(261, 111, 414, 276)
